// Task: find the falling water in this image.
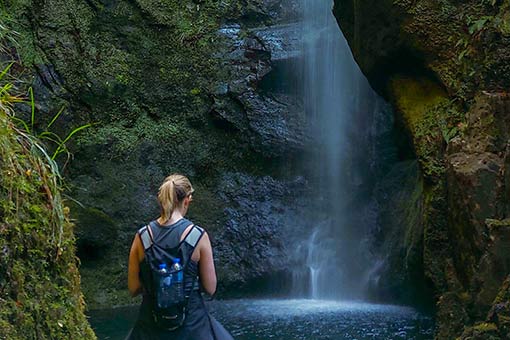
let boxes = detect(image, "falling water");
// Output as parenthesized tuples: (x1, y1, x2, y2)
(292, 0, 388, 300)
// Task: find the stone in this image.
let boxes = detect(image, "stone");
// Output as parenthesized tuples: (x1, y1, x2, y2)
(436, 292, 469, 339)
(70, 202, 118, 259)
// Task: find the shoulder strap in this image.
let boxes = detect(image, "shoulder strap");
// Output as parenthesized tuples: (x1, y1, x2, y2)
(138, 223, 155, 251)
(139, 222, 203, 253)
(182, 225, 204, 248)
(179, 225, 204, 265)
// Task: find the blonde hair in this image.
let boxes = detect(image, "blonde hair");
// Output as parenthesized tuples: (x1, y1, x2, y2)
(158, 174, 194, 222)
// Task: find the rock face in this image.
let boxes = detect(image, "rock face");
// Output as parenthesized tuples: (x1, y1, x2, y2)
(5, 0, 309, 308)
(334, 0, 510, 338)
(213, 173, 310, 293)
(334, 0, 510, 98)
(213, 21, 307, 156)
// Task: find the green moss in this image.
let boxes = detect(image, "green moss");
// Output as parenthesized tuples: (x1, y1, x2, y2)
(390, 75, 464, 179)
(0, 111, 95, 338)
(402, 171, 424, 255)
(492, 276, 510, 305)
(495, 3, 510, 36)
(79, 256, 137, 309)
(75, 112, 212, 170)
(70, 203, 118, 252)
(473, 322, 498, 332)
(486, 218, 510, 230)
(390, 76, 448, 135)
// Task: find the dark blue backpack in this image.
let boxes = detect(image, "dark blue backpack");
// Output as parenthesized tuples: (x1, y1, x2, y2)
(138, 222, 204, 330)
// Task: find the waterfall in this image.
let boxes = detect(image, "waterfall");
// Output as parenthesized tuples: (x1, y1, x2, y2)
(291, 0, 390, 300)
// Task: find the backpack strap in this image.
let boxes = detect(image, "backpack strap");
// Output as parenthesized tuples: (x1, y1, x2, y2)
(182, 225, 204, 248)
(179, 225, 204, 294)
(138, 224, 154, 251)
(180, 225, 204, 260)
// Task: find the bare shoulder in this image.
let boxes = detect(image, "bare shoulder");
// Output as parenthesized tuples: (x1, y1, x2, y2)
(130, 232, 144, 261)
(131, 231, 141, 247)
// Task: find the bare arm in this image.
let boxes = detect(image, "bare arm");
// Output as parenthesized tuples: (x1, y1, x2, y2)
(198, 232, 217, 296)
(128, 233, 143, 297)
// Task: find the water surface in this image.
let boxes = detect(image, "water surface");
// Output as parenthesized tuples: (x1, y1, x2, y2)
(89, 299, 434, 340)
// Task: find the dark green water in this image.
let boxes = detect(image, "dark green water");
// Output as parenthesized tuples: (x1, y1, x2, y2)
(89, 299, 434, 340)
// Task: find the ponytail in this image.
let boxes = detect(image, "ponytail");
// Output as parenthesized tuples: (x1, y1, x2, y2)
(158, 179, 177, 222)
(157, 174, 194, 223)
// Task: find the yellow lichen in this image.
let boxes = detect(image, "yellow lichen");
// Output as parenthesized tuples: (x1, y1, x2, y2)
(472, 322, 498, 332)
(389, 75, 448, 135)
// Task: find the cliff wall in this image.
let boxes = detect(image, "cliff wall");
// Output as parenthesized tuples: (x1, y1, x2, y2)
(5, 0, 310, 307)
(334, 1, 510, 338)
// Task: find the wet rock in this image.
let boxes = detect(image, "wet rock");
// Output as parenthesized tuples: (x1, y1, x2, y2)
(214, 20, 307, 156)
(229, 0, 302, 25)
(334, 1, 510, 98)
(369, 160, 427, 304)
(252, 23, 302, 61)
(447, 152, 503, 268)
(473, 220, 510, 314)
(436, 292, 469, 339)
(214, 173, 310, 291)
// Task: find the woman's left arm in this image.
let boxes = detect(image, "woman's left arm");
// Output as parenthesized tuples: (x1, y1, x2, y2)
(128, 233, 143, 297)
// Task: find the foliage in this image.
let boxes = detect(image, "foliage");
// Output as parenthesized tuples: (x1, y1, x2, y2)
(413, 99, 464, 178)
(0, 110, 96, 337)
(0, 112, 96, 339)
(0, 25, 95, 339)
(0, 17, 92, 164)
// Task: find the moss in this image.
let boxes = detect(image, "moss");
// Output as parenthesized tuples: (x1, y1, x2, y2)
(390, 75, 464, 179)
(390, 76, 448, 135)
(473, 322, 498, 332)
(79, 255, 137, 309)
(486, 218, 510, 231)
(70, 203, 118, 258)
(492, 276, 510, 305)
(0, 107, 95, 338)
(495, 3, 510, 36)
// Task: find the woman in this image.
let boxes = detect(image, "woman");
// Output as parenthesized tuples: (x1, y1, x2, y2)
(126, 174, 234, 340)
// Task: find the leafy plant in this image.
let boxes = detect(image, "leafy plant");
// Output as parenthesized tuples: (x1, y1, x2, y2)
(468, 16, 493, 35)
(0, 59, 96, 340)
(0, 62, 93, 161)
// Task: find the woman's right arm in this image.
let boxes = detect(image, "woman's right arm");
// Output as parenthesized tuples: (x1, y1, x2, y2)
(198, 232, 217, 296)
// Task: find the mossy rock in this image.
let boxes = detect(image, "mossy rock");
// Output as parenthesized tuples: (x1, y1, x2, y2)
(0, 110, 95, 338)
(437, 292, 469, 339)
(460, 322, 500, 340)
(69, 202, 118, 259)
(389, 76, 448, 136)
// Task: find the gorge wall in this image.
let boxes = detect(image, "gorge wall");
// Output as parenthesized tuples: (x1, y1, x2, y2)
(5, 0, 315, 308)
(333, 0, 510, 338)
(6, 0, 510, 338)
